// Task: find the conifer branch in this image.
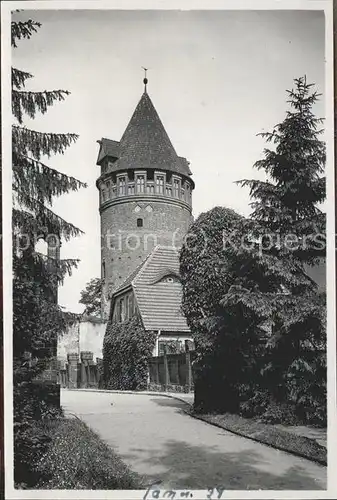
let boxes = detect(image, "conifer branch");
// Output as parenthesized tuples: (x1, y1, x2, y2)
(13, 205, 84, 241)
(12, 67, 33, 89)
(12, 89, 71, 124)
(13, 153, 87, 204)
(11, 20, 41, 47)
(12, 125, 78, 160)
(35, 252, 80, 282)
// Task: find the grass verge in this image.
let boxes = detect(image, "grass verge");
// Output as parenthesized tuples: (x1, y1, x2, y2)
(35, 417, 144, 489)
(187, 410, 327, 466)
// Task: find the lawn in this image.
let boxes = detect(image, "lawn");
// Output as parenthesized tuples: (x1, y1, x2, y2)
(35, 417, 144, 489)
(188, 410, 327, 466)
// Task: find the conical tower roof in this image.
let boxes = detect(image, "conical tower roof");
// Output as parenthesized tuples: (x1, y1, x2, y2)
(97, 92, 192, 178)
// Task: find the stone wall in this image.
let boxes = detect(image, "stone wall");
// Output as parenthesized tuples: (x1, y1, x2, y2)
(57, 316, 106, 362)
(58, 352, 103, 389)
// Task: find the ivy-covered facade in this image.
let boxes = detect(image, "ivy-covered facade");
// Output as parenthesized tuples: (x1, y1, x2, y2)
(109, 245, 194, 356)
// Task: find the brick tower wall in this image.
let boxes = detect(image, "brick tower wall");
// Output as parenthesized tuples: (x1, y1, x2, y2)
(100, 197, 192, 317)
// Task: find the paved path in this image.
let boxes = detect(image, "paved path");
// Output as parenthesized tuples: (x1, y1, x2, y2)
(61, 389, 326, 490)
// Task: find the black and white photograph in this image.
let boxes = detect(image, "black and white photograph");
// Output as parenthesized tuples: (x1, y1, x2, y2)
(1, 0, 335, 498)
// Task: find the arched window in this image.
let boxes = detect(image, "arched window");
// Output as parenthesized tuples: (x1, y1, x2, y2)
(137, 218, 143, 228)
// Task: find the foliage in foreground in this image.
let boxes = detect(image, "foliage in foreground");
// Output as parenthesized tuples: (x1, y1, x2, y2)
(180, 77, 326, 426)
(234, 76, 326, 425)
(103, 315, 157, 390)
(12, 15, 86, 486)
(181, 206, 268, 414)
(14, 382, 64, 488)
(18, 418, 142, 490)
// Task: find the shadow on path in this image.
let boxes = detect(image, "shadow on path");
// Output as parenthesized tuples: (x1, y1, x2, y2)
(125, 439, 326, 490)
(150, 397, 189, 411)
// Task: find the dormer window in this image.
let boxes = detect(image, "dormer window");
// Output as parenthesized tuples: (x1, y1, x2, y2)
(164, 275, 180, 283)
(153, 273, 181, 284)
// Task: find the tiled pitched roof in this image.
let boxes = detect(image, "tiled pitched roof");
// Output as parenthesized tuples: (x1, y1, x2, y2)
(96, 92, 193, 178)
(133, 246, 190, 332)
(97, 138, 120, 164)
(111, 246, 190, 332)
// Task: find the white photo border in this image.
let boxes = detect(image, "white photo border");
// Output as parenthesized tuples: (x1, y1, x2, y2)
(1, 1, 335, 499)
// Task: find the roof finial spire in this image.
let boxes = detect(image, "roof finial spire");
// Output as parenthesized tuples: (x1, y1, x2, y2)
(142, 66, 148, 93)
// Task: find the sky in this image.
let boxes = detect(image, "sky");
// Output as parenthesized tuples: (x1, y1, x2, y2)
(11, 9, 325, 313)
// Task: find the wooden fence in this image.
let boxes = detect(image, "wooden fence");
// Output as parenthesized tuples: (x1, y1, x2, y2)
(148, 344, 196, 393)
(58, 345, 196, 393)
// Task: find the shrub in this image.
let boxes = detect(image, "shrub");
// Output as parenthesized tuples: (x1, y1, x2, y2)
(260, 401, 298, 425)
(239, 389, 270, 419)
(103, 315, 157, 390)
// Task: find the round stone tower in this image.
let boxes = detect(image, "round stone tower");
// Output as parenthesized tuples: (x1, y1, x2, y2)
(96, 80, 195, 316)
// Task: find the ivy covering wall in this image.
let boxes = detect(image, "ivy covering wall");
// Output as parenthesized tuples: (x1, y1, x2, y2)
(102, 315, 157, 390)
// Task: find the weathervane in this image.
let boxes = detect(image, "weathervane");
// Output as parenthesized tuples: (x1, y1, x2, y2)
(142, 66, 149, 93)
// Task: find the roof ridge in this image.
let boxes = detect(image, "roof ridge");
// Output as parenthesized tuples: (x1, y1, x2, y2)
(155, 244, 182, 251)
(133, 245, 161, 287)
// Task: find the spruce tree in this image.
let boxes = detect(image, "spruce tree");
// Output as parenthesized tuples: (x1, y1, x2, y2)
(12, 18, 86, 485)
(229, 77, 326, 423)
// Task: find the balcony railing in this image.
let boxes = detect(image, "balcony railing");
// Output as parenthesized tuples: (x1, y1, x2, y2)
(101, 180, 191, 205)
